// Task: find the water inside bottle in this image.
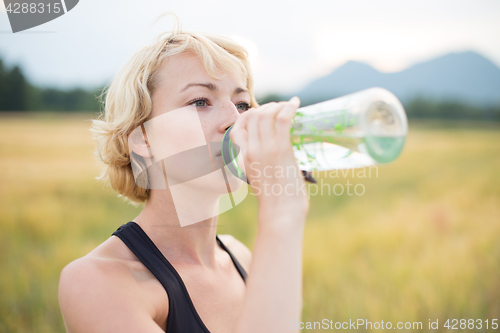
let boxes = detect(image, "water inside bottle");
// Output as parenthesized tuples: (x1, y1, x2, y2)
(291, 133, 405, 171)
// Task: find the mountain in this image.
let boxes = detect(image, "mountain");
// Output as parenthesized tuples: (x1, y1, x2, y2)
(295, 51, 500, 106)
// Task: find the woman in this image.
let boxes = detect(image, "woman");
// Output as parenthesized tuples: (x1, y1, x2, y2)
(58, 22, 309, 333)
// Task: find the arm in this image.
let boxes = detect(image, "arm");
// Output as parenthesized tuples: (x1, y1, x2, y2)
(58, 257, 166, 333)
(230, 97, 308, 333)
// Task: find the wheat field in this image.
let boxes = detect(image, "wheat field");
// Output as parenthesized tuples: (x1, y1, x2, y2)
(0, 114, 499, 332)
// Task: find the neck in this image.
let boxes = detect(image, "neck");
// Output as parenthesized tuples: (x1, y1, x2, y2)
(134, 187, 221, 268)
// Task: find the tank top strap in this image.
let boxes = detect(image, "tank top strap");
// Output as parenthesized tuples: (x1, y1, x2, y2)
(216, 235, 247, 281)
(112, 221, 210, 333)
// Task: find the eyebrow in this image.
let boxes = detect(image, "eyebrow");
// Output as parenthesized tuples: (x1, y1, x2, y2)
(181, 82, 249, 95)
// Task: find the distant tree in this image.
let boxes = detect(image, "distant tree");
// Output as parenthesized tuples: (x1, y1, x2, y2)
(5, 66, 28, 111)
(0, 56, 103, 112)
(257, 93, 284, 105)
(404, 97, 499, 121)
(483, 105, 500, 121)
(25, 83, 43, 110)
(40, 88, 64, 111)
(37, 87, 101, 112)
(0, 59, 7, 110)
(65, 88, 101, 111)
(405, 97, 434, 118)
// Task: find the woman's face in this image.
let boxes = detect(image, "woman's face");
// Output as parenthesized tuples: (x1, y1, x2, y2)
(150, 51, 250, 134)
(143, 51, 251, 193)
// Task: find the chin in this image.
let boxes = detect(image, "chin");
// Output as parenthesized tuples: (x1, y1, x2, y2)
(203, 168, 245, 195)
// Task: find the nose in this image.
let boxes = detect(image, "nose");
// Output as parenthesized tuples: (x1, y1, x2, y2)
(218, 100, 240, 134)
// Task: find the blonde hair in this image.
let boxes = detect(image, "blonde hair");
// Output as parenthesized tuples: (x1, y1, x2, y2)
(91, 18, 258, 203)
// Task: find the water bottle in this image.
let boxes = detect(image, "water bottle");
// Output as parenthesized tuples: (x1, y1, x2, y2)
(222, 87, 408, 183)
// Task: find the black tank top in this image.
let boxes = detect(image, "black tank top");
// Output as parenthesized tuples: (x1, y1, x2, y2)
(112, 221, 247, 333)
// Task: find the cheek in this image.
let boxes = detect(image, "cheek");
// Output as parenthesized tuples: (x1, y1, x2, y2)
(142, 106, 223, 186)
(199, 116, 219, 141)
(143, 106, 207, 161)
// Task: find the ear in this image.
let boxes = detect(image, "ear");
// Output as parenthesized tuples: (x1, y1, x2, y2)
(128, 125, 153, 158)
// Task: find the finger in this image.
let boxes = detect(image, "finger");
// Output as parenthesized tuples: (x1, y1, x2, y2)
(232, 107, 252, 131)
(229, 124, 248, 154)
(258, 102, 286, 145)
(246, 102, 277, 144)
(276, 97, 300, 144)
(246, 109, 261, 164)
(230, 109, 251, 146)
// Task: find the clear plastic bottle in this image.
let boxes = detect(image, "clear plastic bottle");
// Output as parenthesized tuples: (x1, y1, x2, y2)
(222, 87, 408, 181)
(291, 87, 408, 171)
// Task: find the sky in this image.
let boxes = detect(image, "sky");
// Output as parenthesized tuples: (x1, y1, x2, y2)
(1, 0, 499, 96)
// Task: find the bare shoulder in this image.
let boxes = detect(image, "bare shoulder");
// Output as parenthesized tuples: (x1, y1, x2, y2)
(218, 234, 252, 273)
(58, 237, 166, 333)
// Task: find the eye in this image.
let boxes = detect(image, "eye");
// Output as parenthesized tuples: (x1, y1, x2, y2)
(189, 98, 210, 108)
(236, 102, 251, 112)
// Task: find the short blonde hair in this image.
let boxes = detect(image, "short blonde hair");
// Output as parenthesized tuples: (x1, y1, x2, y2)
(91, 20, 258, 203)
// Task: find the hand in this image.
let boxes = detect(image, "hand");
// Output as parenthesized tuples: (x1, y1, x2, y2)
(230, 97, 309, 218)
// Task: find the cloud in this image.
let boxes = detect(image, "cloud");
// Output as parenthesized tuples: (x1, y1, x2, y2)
(0, 1, 6, 13)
